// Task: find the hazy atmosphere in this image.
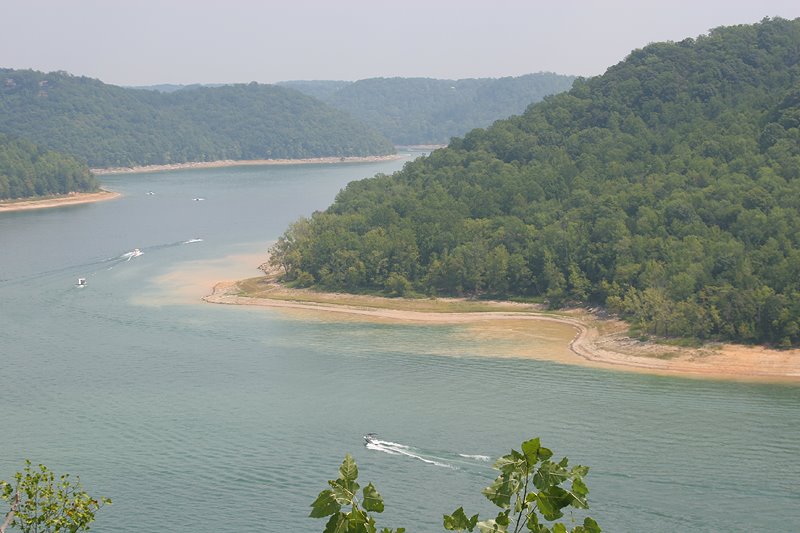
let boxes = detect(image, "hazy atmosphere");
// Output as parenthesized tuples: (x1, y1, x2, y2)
(4, 2, 800, 532)
(3, 0, 800, 85)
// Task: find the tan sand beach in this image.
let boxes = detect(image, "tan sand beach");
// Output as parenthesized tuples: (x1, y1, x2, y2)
(0, 189, 121, 213)
(195, 262, 800, 383)
(91, 154, 406, 175)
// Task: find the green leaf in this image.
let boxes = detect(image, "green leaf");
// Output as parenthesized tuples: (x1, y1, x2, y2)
(493, 451, 526, 476)
(533, 461, 569, 490)
(525, 511, 541, 531)
(571, 465, 589, 478)
(323, 512, 349, 533)
(535, 491, 566, 521)
(482, 474, 518, 508)
(538, 447, 553, 462)
(552, 524, 566, 533)
(521, 438, 541, 465)
(443, 506, 479, 531)
(339, 454, 359, 482)
(310, 489, 341, 518)
(581, 517, 601, 533)
(566, 477, 589, 509)
(329, 477, 360, 505)
(346, 507, 373, 532)
(362, 483, 385, 513)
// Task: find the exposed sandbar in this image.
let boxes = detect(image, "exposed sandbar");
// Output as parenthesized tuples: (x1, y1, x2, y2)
(203, 275, 800, 384)
(0, 189, 121, 213)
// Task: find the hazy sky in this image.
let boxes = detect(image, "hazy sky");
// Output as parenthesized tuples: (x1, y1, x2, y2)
(2, 0, 799, 86)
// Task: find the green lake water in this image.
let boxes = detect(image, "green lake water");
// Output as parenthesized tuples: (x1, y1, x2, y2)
(1, 156, 798, 532)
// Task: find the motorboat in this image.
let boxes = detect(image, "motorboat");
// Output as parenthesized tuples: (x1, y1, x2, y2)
(76, 277, 87, 287)
(125, 248, 143, 261)
(364, 433, 379, 445)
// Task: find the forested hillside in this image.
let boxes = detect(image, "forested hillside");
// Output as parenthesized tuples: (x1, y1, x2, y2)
(275, 80, 352, 101)
(0, 134, 97, 200)
(281, 74, 576, 144)
(0, 70, 395, 168)
(271, 18, 800, 346)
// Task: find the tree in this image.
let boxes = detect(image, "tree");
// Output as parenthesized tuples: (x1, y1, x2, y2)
(0, 461, 110, 533)
(310, 438, 600, 533)
(443, 438, 599, 533)
(309, 454, 404, 533)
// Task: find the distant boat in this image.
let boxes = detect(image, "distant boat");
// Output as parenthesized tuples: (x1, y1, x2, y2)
(124, 248, 143, 261)
(76, 277, 87, 287)
(364, 433, 379, 445)
(146, 191, 155, 196)
(193, 197, 205, 201)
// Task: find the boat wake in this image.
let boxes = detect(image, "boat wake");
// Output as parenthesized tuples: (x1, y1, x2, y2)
(364, 435, 493, 471)
(458, 454, 492, 461)
(0, 237, 206, 288)
(121, 248, 143, 261)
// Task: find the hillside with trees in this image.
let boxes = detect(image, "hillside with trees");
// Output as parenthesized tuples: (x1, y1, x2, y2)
(0, 134, 97, 200)
(270, 17, 800, 347)
(0, 70, 395, 168)
(280, 73, 576, 145)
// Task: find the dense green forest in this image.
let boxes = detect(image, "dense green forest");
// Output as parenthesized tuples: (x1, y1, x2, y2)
(275, 80, 353, 101)
(271, 18, 800, 347)
(0, 134, 97, 200)
(280, 74, 576, 145)
(0, 70, 394, 167)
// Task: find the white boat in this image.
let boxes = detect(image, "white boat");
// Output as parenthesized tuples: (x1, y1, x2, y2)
(364, 433, 379, 445)
(76, 278, 87, 287)
(124, 248, 143, 261)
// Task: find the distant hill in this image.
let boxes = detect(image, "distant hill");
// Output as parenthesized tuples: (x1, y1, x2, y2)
(0, 70, 395, 168)
(270, 18, 800, 347)
(281, 74, 576, 144)
(275, 80, 353, 101)
(128, 83, 229, 93)
(0, 134, 97, 200)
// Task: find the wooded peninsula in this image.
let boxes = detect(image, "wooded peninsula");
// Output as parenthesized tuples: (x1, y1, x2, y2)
(269, 18, 800, 347)
(0, 134, 98, 200)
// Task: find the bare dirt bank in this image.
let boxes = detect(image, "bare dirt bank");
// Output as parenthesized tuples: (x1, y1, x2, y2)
(0, 189, 121, 213)
(92, 154, 405, 175)
(203, 275, 800, 383)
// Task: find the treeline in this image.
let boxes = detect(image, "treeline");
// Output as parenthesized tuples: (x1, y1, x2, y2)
(0, 70, 395, 168)
(280, 73, 576, 145)
(0, 134, 97, 200)
(271, 17, 800, 347)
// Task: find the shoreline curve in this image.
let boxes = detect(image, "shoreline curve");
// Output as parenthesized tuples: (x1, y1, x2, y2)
(203, 278, 800, 384)
(92, 154, 406, 175)
(0, 189, 121, 213)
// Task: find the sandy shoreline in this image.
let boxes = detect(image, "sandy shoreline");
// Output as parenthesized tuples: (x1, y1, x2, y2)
(92, 154, 405, 175)
(202, 276, 800, 383)
(0, 189, 121, 213)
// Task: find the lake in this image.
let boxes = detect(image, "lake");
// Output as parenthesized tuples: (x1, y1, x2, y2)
(1, 156, 798, 532)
